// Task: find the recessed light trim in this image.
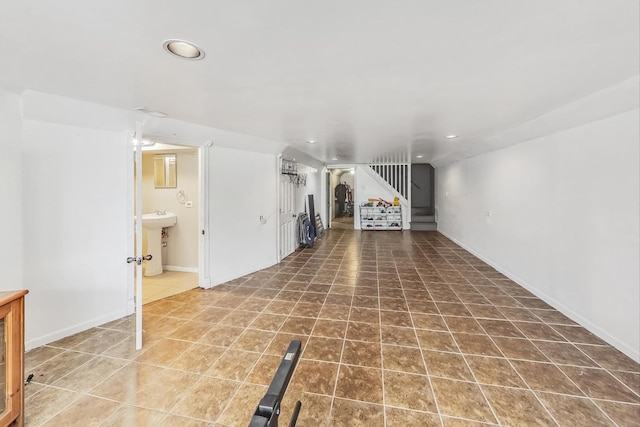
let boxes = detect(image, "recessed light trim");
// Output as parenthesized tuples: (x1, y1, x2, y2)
(306, 140, 317, 144)
(331, 157, 338, 161)
(132, 106, 168, 118)
(416, 155, 424, 158)
(162, 39, 205, 60)
(444, 134, 458, 139)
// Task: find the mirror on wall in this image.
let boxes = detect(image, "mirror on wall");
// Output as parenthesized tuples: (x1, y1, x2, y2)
(153, 154, 177, 188)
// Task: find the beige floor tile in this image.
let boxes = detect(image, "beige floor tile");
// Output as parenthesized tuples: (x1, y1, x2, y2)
(206, 349, 261, 381)
(481, 385, 556, 426)
(217, 383, 267, 426)
(41, 395, 120, 427)
(25, 346, 65, 372)
(385, 407, 441, 427)
(135, 338, 192, 366)
(22, 230, 640, 427)
(24, 386, 80, 426)
(100, 405, 166, 427)
(383, 370, 437, 412)
(536, 392, 613, 426)
(52, 355, 127, 392)
(290, 360, 338, 395)
(329, 398, 384, 427)
(430, 378, 497, 424)
(171, 376, 240, 422)
(29, 350, 94, 385)
(335, 365, 383, 404)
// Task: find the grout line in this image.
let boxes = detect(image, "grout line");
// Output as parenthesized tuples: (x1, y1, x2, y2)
(417, 239, 506, 426)
(399, 249, 446, 427)
(24, 230, 640, 426)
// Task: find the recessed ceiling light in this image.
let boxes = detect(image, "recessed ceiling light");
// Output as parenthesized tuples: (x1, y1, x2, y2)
(416, 155, 424, 158)
(331, 157, 338, 161)
(444, 135, 458, 139)
(162, 39, 205, 60)
(306, 140, 317, 144)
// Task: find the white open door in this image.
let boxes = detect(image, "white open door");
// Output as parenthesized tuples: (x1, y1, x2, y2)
(279, 172, 297, 260)
(127, 123, 146, 350)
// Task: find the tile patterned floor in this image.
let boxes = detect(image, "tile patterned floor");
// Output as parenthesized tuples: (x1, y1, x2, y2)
(24, 230, 639, 426)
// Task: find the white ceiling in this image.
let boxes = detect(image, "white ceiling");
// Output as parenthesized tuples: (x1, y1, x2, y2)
(1, 1, 638, 165)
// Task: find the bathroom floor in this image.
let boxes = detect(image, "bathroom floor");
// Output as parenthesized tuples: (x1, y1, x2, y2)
(23, 229, 639, 426)
(141, 271, 199, 305)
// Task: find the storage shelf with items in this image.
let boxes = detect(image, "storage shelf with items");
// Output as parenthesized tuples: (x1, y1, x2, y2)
(359, 199, 402, 231)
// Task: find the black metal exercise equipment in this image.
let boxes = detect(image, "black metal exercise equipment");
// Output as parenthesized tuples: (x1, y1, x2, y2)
(248, 340, 302, 427)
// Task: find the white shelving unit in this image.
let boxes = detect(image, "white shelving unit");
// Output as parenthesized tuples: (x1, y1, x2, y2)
(360, 205, 402, 230)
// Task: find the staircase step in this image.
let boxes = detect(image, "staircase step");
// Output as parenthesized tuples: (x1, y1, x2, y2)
(411, 222, 438, 231)
(412, 215, 435, 223)
(411, 207, 434, 215)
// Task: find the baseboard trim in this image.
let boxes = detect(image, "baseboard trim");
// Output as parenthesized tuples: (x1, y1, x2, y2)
(163, 265, 199, 273)
(438, 229, 639, 362)
(25, 308, 129, 351)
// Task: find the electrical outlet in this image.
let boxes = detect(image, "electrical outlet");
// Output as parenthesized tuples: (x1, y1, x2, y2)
(185, 201, 193, 208)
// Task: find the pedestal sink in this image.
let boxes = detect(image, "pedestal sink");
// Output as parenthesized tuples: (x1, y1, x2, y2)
(142, 212, 177, 276)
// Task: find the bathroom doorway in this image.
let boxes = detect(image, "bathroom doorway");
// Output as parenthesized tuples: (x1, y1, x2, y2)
(138, 140, 201, 304)
(328, 167, 356, 230)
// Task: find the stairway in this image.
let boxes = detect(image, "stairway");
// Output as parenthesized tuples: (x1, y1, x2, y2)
(411, 207, 437, 231)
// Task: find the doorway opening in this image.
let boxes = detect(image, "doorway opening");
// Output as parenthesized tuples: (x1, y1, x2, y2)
(328, 167, 355, 230)
(138, 140, 200, 304)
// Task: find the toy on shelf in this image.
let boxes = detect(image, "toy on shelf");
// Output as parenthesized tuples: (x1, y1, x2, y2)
(361, 198, 392, 208)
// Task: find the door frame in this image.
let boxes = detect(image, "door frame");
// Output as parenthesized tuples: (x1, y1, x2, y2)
(326, 164, 357, 228)
(126, 133, 213, 348)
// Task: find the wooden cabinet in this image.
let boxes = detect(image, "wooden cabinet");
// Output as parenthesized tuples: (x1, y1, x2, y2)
(0, 290, 28, 427)
(360, 205, 402, 230)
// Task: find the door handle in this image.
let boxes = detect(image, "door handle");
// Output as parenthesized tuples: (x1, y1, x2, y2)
(126, 255, 153, 265)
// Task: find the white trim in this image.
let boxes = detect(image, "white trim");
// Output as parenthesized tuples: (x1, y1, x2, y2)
(125, 132, 135, 316)
(134, 122, 143, 350)
(438, 229, 640, 362)
(163, 265, 199, 273)
(276, 154, 283, 263)
(199, 143, 212, 288)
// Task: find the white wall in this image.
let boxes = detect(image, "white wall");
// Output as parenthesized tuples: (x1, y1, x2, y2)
(294, 165, 323, 223)
(21, 120, 130, 349)
(0, 89, 23, 289)
(436, 109, 640, 360)
(142, 149, 199, 271)
(209, 147, 278, 285)
(7, 90, 293, 349)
